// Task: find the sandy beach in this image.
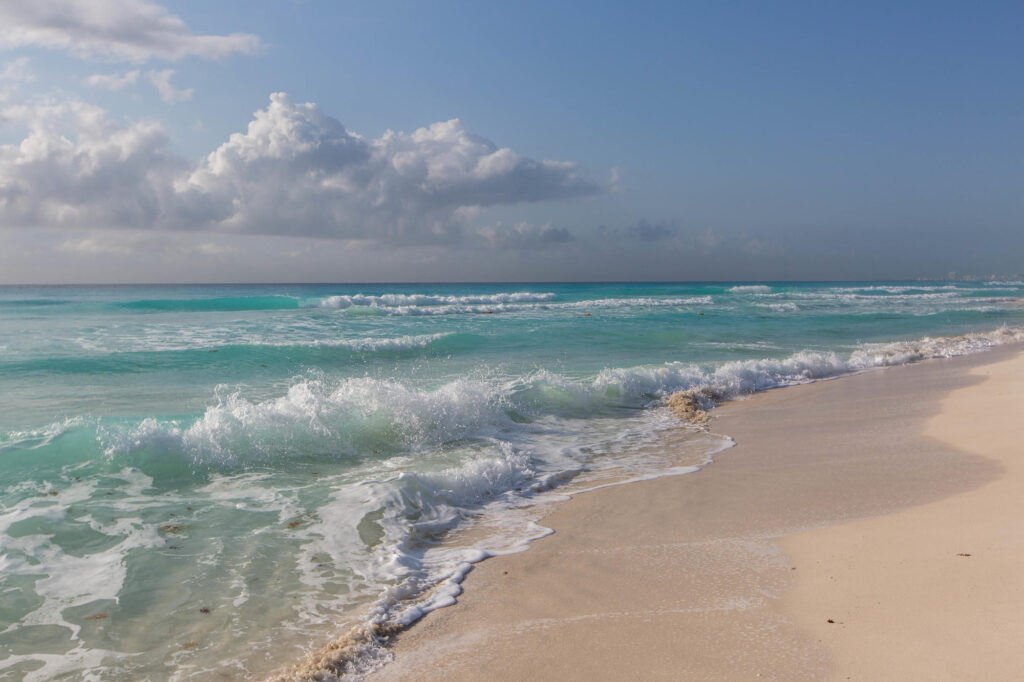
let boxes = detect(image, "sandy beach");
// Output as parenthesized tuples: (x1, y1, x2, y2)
(375, 344, 1024, 680)
(6, 4, 1024, 679)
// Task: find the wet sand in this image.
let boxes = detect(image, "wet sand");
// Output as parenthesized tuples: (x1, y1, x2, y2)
(375, 345, 1023, 680)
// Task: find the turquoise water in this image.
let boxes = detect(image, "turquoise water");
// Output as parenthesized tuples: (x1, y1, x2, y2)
(1, 281, 1022, 679)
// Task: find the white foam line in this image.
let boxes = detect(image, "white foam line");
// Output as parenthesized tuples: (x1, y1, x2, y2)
(315, 295, 713, 315)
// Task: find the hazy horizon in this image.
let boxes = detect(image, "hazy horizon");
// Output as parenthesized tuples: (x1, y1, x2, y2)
(2, 276, 1021, 286)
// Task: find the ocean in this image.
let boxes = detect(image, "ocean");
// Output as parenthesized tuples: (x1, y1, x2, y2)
(1, 281, 1022, 680)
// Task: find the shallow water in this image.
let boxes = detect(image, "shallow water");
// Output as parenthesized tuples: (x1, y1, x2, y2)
(1, 281, 1022, 679)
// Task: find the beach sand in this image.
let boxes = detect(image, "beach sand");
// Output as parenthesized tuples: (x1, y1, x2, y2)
(782, 349, 1024, 680)
(374, 345, 1024, 680)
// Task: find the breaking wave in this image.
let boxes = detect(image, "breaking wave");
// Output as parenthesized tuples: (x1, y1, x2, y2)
(96, 325, 1024, 470)
(758, 302, 800, 312)
(314, 292, 556, 309)
(282, 333, 454, 352)
(315, 294, 713, 315)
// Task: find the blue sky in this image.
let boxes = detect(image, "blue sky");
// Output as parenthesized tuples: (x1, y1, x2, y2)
(0, 0, 1021, 282)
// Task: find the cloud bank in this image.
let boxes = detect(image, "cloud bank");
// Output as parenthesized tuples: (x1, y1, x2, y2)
(0, 0, 261, 62)
(0, 93, 604, 243)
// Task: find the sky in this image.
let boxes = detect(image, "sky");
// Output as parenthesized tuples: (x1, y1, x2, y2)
(0, 0, 1021, 283)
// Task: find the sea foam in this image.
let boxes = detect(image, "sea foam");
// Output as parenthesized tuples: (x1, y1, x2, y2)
(95, 325, 1024, 470)
(314, 293, 712, 315)
(314, 292, 556, 309)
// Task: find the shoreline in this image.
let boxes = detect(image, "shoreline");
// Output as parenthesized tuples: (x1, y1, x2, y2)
(373, 343, 1023, 680)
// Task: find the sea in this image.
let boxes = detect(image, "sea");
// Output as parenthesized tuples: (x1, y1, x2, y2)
(1, 281, 1022, 680)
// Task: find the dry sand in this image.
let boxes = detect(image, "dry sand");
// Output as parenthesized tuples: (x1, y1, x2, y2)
(374, 345, 1024, 681)
(782, 350, 1024, 680)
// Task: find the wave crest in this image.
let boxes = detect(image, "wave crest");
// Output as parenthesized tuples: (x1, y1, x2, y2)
(318, 295, 713, 316)
(96, 325, 1024, 468)
(100, 377, 513, 466)
(728, 285, 772, 294)
(314, 292, 556, 309)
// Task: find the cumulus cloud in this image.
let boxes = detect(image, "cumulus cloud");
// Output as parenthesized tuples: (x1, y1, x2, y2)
(0, 92, 604, 245)
(0, 0, 261, 63)
(0, 98, 186, 228)
(476, 222, 573, 249)
(182, 93, 603, 241)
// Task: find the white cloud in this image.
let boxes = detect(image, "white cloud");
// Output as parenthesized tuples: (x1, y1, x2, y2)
(0, 93, 604, 246)
(0, 58, 34, 109)
(86, 69, 194, 103)
(0, 98, 185, 228)
(146, 69, 192, 103)
(0, 0, 261, 63)
(0, 57, 34, 83)
(182, 93, 603, 241)
(86, 70, 141, 91)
